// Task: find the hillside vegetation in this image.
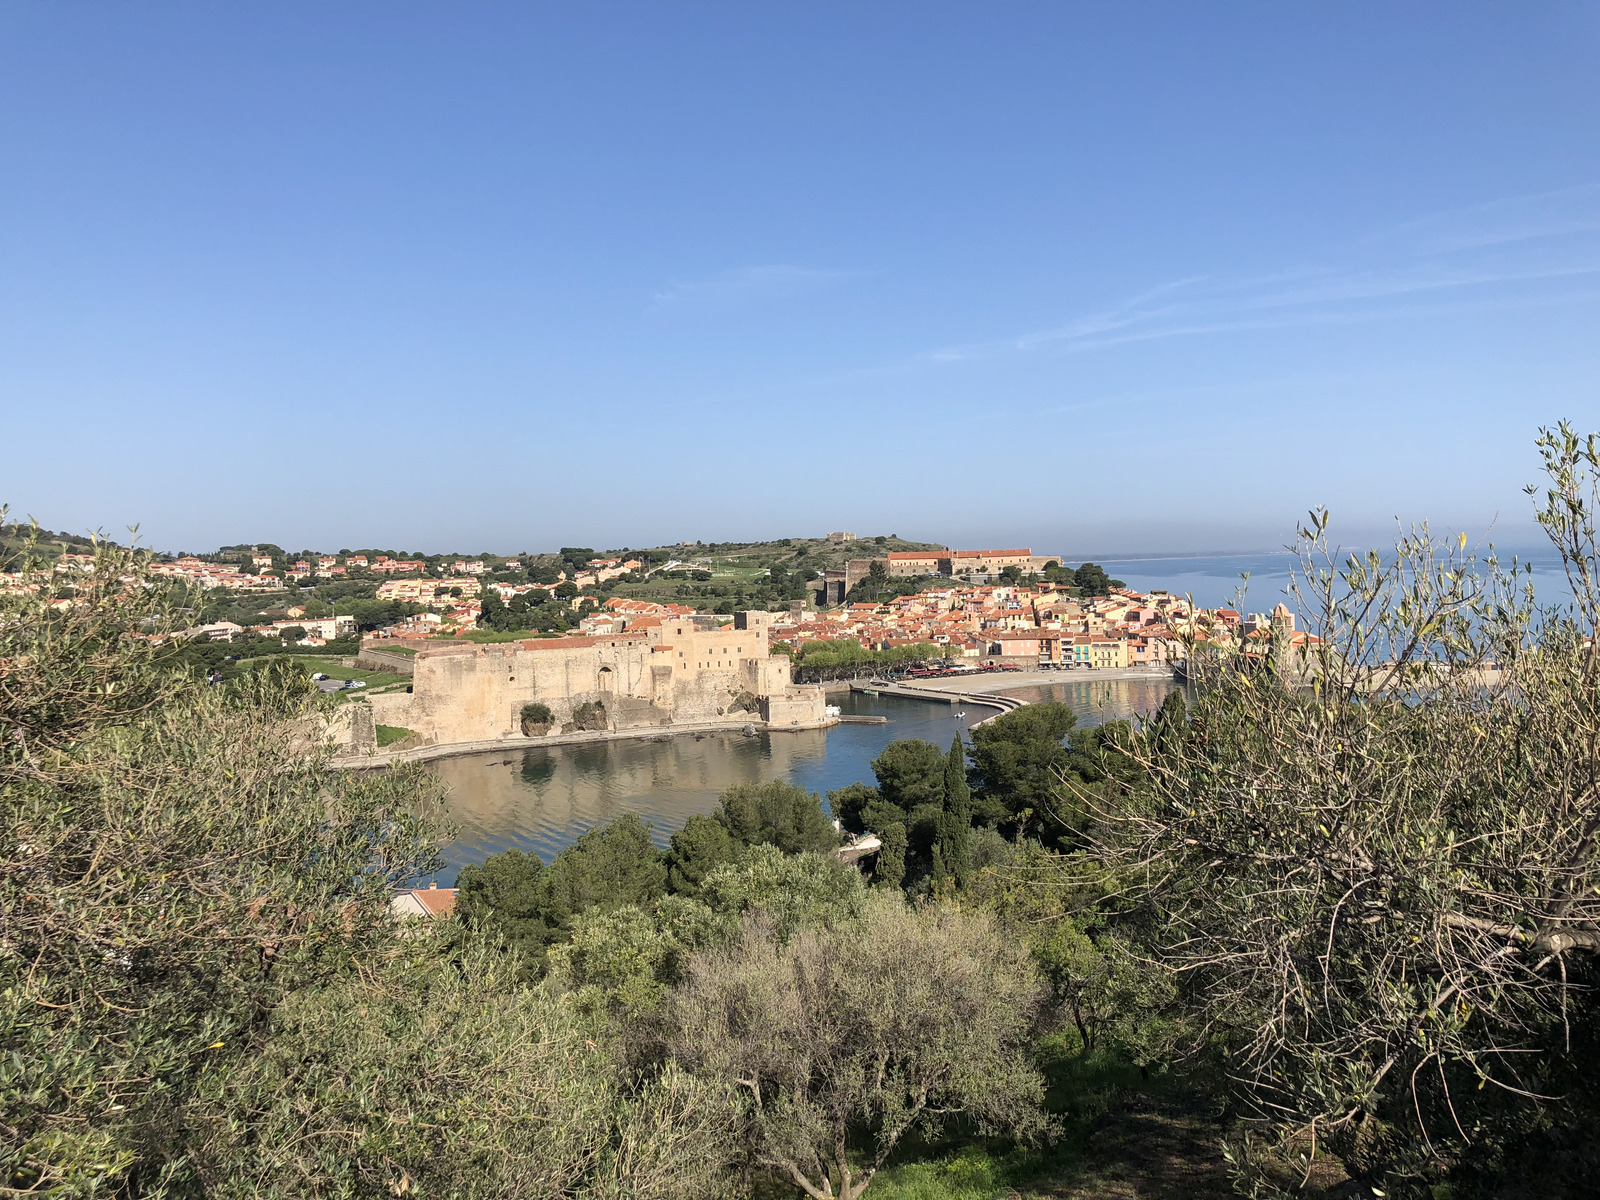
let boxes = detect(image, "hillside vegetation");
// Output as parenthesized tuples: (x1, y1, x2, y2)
(651, 533, 946, 574)
(0, 518, 104, 568)
(7, 428, 1600, 1199)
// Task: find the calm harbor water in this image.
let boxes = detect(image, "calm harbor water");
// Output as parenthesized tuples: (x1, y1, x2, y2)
(423, 544, 1582, 884)
(424, 678, 1177, 884)
(998, 675, 1179, 721)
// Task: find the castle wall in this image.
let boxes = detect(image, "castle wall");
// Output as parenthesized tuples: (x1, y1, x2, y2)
(761, 686, 828, 728)
(372, 615, 824, 745)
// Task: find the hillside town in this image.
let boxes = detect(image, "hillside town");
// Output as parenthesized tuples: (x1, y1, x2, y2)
(2, 537, 1310, 665)
(339, 545, 1312, 671)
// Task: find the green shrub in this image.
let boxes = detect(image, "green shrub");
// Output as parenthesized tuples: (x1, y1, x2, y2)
(219, 940, 737, 1197)
(567, 700, 607, 732)
(520, 701, 554, 735)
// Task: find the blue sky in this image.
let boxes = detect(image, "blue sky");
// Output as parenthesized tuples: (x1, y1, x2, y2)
(2, 3, 1596, 556)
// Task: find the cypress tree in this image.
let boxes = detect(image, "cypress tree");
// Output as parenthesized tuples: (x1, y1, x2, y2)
(1149, 687, 1187, 760)
(939, 734, 972, 884)
(874, 822, 908, 890)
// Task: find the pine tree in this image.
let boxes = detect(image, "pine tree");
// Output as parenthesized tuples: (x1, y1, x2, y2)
(478, 584, 506, 628)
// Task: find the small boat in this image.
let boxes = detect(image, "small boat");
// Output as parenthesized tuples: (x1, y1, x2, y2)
(862, 689, 879, 696)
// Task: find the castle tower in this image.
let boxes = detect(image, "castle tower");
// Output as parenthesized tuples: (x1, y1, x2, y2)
(1269, 603, 1296, 684)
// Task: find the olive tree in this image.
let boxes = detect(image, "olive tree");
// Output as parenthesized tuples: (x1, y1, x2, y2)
(551, 848, 867, 1025)
(215, 940, 739, 1199)
(1092, 424, 1600, 1195)
(0, 528, 444, 1195)
(667, 894, 1048, 1200)
(696, 844, 867, 940)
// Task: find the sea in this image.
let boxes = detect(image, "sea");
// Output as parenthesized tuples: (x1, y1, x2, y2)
(1078, 547, 1576, 613)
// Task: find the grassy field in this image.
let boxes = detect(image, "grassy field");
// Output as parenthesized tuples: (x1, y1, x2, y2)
(592, 534, 953, 611)
(242, 655, 410, 697)
(376, 724, 414, 747)
(606, 579, 710, 603)
(697, 563, 773, 582)
(854, 1044, 1238, 1200)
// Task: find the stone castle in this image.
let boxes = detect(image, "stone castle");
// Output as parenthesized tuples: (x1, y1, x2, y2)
(364, 609, 827, 746)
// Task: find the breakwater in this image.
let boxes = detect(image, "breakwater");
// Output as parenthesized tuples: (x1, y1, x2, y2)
(849, 679, 1024, 727)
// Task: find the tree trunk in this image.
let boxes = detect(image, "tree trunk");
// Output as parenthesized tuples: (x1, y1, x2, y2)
(773, 1161, 833, 1200)
(843, 1167, 877, 1200)
(835, 1117, 851, 1200)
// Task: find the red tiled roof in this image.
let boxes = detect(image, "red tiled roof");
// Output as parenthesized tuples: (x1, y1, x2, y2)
(400, 886, 457, 917)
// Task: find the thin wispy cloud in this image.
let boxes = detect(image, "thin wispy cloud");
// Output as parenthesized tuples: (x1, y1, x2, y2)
(652, 264, 851, 309)
(1380, 183, 1600, 255)
(1038, 284, 1600, 360)
(922, 186, 1600, 367)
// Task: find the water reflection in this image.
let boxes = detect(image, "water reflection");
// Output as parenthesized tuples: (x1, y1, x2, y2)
(425, 681, 1175, 884)
(998, 676, 1178, 727)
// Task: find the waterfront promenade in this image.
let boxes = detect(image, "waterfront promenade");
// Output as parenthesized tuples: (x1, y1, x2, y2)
(895, 665, 1178, 696)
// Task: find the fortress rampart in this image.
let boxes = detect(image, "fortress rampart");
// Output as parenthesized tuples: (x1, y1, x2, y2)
(364, 611, 827, 746)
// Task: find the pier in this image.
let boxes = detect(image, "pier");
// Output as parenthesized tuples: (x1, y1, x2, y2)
(850, 679, 1025, 726)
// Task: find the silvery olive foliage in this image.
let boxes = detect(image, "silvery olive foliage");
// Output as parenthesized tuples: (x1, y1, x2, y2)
(0, 525, 738, 1198)
(2, 526, 443, 1194)
(667, 894, 1049, 1200)
(1095, 426, 1600, 1196)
